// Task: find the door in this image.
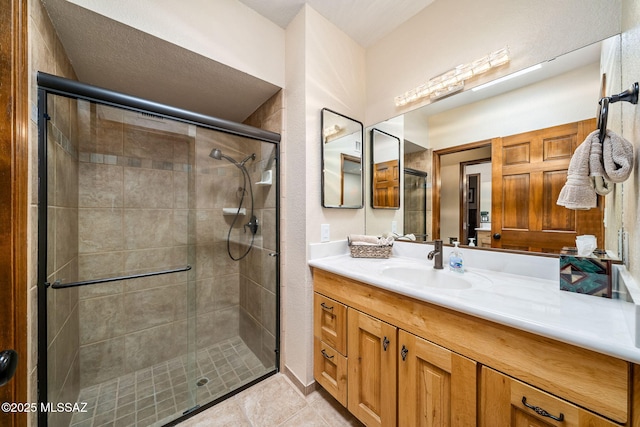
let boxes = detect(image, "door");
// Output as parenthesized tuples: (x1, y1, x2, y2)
(373, 159, 400, 208)
(0, 0, 28, 426)
(491, 119, 603, 252)
(348, 309, 397, 427)
(398, 330, 477, 426)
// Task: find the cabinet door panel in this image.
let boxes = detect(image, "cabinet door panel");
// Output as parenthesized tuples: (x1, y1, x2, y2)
(348, 309, 397, 427)
(314, 293, 347, 355)
(480, 367, 618, 427)
(398, 330, 476, 427)
(314, 337, 347, 406)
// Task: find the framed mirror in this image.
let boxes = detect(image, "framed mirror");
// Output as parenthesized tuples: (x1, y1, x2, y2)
(366, 35, 624, 256)
(371, 128, 401, 209)
(321, 108, 364, 208)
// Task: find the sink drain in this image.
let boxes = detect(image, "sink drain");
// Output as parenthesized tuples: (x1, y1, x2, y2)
(196, 377, 209, 387)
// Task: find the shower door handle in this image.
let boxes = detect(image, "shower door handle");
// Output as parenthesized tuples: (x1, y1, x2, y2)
(0, 349, 18, 387)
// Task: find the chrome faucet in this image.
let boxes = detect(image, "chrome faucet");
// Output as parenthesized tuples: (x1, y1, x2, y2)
(427, 239, 443, 269)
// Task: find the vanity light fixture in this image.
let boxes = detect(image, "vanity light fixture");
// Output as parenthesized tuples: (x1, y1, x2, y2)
(323, 124, 342, 141)
(394, 47, 510, 107)
(471, 63, 542, 92)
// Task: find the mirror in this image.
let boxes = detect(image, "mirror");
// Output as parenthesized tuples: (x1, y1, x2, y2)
(371, 128, 401, 209)
(366, 35, 624, 255)
(321, 108, 364, 208)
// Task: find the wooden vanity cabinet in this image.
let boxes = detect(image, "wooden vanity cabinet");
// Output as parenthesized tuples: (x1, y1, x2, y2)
(476, 230, 492, 248)
(480, 367, 619, 427)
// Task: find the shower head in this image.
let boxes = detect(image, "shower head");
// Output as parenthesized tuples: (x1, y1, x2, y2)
(209, 148, 255, 167)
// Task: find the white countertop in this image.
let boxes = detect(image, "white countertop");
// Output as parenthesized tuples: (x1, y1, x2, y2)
(308, 243, 640, 364)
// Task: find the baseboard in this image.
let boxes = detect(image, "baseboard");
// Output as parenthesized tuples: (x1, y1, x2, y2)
(282, 365, 317, 396)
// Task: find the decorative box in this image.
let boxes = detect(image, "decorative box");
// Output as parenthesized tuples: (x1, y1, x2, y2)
(559, 255, 612, 298)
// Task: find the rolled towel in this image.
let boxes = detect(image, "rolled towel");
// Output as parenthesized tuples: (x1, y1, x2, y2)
(557, 137, 597, 210)
(348, 234, 381, 245)
(602, 129, 634, 183)
(587, 135, 613, 196)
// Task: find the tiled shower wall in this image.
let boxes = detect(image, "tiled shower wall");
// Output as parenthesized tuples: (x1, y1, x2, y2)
(404, 149, 432, 240)
(241, 92, 282, 368)
(75, 104, 195, 388)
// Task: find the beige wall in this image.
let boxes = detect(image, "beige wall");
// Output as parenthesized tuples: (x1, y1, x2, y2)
(283, 5, 367, 390)
(366, 0, 621, 126)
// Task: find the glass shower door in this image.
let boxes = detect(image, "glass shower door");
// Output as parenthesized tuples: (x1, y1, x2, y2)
(38, 73, 279, 427)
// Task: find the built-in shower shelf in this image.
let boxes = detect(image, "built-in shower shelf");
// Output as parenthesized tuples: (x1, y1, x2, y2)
(256, 170, 273, 186)
(223, 208, 246, 216)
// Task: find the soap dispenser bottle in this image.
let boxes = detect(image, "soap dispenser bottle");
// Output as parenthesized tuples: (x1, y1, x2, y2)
(449, 241, 464, 273)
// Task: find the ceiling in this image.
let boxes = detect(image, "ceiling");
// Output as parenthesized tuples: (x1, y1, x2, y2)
(41, 0, 432, 124)
(236, 0, 434, 48)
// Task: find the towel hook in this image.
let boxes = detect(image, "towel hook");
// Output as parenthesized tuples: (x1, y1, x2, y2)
(597, 82, 639, 143)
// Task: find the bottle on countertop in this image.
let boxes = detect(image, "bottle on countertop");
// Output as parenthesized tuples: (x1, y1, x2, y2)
(449, 241, 464, 273)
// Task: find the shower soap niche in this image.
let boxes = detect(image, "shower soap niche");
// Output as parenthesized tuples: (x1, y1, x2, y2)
(223, 208, 246, 216)
(256, 170, 273, 186)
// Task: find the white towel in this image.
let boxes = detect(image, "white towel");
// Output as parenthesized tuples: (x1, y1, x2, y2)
(557, 129, 634, 210)
(602, 129, 634, 183)
(557, 132, 598, 210)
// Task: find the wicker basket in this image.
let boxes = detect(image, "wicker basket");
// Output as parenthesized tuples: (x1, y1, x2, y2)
(349, 243, 393, 259)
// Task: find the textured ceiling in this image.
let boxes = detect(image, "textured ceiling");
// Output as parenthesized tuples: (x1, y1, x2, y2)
(41, 0, 432, 123)
(237, 0, 434, 47)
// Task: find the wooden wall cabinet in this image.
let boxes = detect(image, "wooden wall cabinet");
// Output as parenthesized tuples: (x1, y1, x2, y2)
(313, 268, 634, 426)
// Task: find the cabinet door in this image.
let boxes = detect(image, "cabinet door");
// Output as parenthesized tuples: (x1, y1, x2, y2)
(348, 309, 397, 427)
(480, 367, 619, 427)
(314, 337, 348, 406)
(398, 330, 477, 426)
(314, 293, 347, 355)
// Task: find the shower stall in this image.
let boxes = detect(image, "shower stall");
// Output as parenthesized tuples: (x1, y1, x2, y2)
(37, 73, 280, 427)
(403, 168, 428, 241)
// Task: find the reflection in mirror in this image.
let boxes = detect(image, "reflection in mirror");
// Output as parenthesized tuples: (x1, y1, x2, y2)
(321, 108, 364, 208)
(366, 35, 624, 256)
(371, 128, 400, 209)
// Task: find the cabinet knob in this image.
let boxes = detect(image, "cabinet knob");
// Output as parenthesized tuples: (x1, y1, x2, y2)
(400, 345, 409, 361)
(382, 337, 390, 351)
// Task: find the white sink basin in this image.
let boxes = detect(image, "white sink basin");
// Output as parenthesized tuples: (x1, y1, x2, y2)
(381, 266, 491, 290)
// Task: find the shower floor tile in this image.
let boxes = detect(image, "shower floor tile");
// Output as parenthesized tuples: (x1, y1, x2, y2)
(69, 336, 271, 427)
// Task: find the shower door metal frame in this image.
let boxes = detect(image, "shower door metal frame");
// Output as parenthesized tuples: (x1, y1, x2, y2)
(36, 72, 281, 427)
(403, 168, 428, 241)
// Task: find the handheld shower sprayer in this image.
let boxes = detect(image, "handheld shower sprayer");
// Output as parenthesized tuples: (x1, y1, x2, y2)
(209, 148, 258, 261)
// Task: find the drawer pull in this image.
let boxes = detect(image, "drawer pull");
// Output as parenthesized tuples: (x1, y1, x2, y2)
(521, 397, 564, 422)
(401, 345, 409, 361)
(383, 336, 390, 351)
(321, 349, 334, 359)
(320, 302, 334, 311)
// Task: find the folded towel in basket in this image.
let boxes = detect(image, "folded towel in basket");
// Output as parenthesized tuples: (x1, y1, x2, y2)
(347, 234, 394, 246)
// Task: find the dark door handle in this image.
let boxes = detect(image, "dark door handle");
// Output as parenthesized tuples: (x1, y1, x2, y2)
(493, 233, 501, 240)
(0, 350, 18, 387)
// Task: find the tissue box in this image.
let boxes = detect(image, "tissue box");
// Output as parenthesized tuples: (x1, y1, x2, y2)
(559, 255, 612, 298)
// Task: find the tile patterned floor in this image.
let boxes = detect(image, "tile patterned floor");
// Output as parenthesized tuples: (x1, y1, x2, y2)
(178, 374, 364, 427)
(69, 336, 271, 427)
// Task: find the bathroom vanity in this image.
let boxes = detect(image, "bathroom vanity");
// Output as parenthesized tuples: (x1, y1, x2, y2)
(309, 243, 640, 426)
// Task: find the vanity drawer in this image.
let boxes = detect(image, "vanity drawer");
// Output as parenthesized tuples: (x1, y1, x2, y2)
(480, 367, 619, 427)
(314, 337, 347, 406)
(314, 293, 347, 355)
